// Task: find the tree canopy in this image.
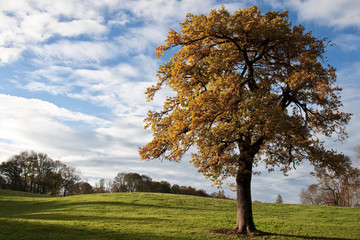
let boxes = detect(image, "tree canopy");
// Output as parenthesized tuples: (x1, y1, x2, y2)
(140, 6, 350, 176)
(139, 6, 351, 235)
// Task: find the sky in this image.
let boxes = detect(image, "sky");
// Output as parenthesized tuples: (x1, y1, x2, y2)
(0, 0, 359, 203)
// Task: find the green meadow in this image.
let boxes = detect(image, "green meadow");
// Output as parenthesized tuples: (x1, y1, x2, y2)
(0, 189, 359, 240)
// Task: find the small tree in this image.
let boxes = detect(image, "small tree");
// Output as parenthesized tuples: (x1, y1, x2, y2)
(275, 194, 283, 204)
(140, 6, 351, 235)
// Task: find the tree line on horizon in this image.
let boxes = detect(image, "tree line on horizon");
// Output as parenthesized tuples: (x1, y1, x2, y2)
(93, 172, 229, 199)
(0, 150, 228, 199)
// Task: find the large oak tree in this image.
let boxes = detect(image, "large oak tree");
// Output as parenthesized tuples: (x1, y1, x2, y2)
(139, 6, 351, 235)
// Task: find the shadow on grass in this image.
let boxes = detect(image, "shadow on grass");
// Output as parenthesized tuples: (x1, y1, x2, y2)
(268, 232, 351, 240)
(212, 228, 352, 240)
(0, 199, 196, 218)
(64, 200, 199, 210)
(0, 218, 189, 240)
(21, 213, 164, 222)
(0, 199, 196, 240)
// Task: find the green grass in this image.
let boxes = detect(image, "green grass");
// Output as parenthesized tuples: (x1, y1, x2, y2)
(0, 190, 359, 239)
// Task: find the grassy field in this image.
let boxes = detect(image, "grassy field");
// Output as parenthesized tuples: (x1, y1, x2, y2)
(0, 190, 359, 240)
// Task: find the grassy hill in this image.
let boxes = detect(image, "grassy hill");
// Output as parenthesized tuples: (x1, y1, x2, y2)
(0, 189, 359, 240)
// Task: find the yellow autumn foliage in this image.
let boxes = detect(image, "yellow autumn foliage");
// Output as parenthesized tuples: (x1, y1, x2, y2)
(139, 6, 351, 186)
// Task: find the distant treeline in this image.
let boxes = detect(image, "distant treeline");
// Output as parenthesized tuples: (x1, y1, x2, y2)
(0, 151, 80, 196)
(93, 172, 229, 199)
(0, 151, 228, 199)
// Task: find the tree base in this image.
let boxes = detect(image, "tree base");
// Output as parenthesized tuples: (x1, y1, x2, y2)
(212, 228, 268, 237)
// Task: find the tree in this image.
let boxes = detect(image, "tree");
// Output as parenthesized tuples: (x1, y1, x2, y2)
(112, 172, 127, 192)
(136, 174, 153, 192)
(171, 184, 181, 194)
(124, 173, 141, 192)
(61, 165, 81, 196)
(0, 151, 81, 196)
(300, 184, 322, 205)
(0, 175, 6, 189)
(94, 178, 106, 193)
(210, 190, 228, 199)
(37, 157, 63, 195)
(160, 181, 171, 193)
(33, 152, 63, 195)
(73, 181, 93, 195)
(356, 146, 360, 166)
(21, 151, 38, 193)
(195, 189, 209, 197)
(0, 157, 23, 190)
(179, 186, 197, 196)
(149, 181, 162, 192)
(300, 166, 360, 207)
(275, 194, 283, 204)
(139, 6, 351, 235)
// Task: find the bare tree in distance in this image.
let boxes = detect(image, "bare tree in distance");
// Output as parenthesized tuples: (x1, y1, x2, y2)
(300, 165, 360, 207)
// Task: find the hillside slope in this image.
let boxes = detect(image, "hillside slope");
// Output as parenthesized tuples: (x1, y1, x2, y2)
(0, 189, 359, 239)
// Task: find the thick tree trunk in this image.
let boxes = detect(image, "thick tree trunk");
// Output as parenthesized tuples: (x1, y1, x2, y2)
(233, 158, 257, 236)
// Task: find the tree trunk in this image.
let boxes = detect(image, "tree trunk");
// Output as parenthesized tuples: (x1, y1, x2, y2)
(234, 158, 257, 236)
(23, 174, 27, 192)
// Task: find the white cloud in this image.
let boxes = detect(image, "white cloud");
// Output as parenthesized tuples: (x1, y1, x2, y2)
(67, 64, 149, 113)
(333, 34, 360, 52)
(0, 94, 110, 156)
(114, 25, 167, 56)
(108, 11, 133, 26)
(23, 81, 70, 95)
(0, 47, 23, 64)
(30, 40, 119, 65)
(52, 19, 107, 37)
(21, 57, 160, 116)
(267, 0, 360, 29)
(0, 0, 109, 65)
(0, 0, 247, 65)
(121, 0, 197, 22)
(1, 0, 103, 21)
(121, 0, 246, 23)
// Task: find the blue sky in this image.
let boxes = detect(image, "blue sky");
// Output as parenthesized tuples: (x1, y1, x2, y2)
(0, 0, 359, 203)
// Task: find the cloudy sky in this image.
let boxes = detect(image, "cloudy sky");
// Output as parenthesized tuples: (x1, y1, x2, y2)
(0, 0, 359, 203)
